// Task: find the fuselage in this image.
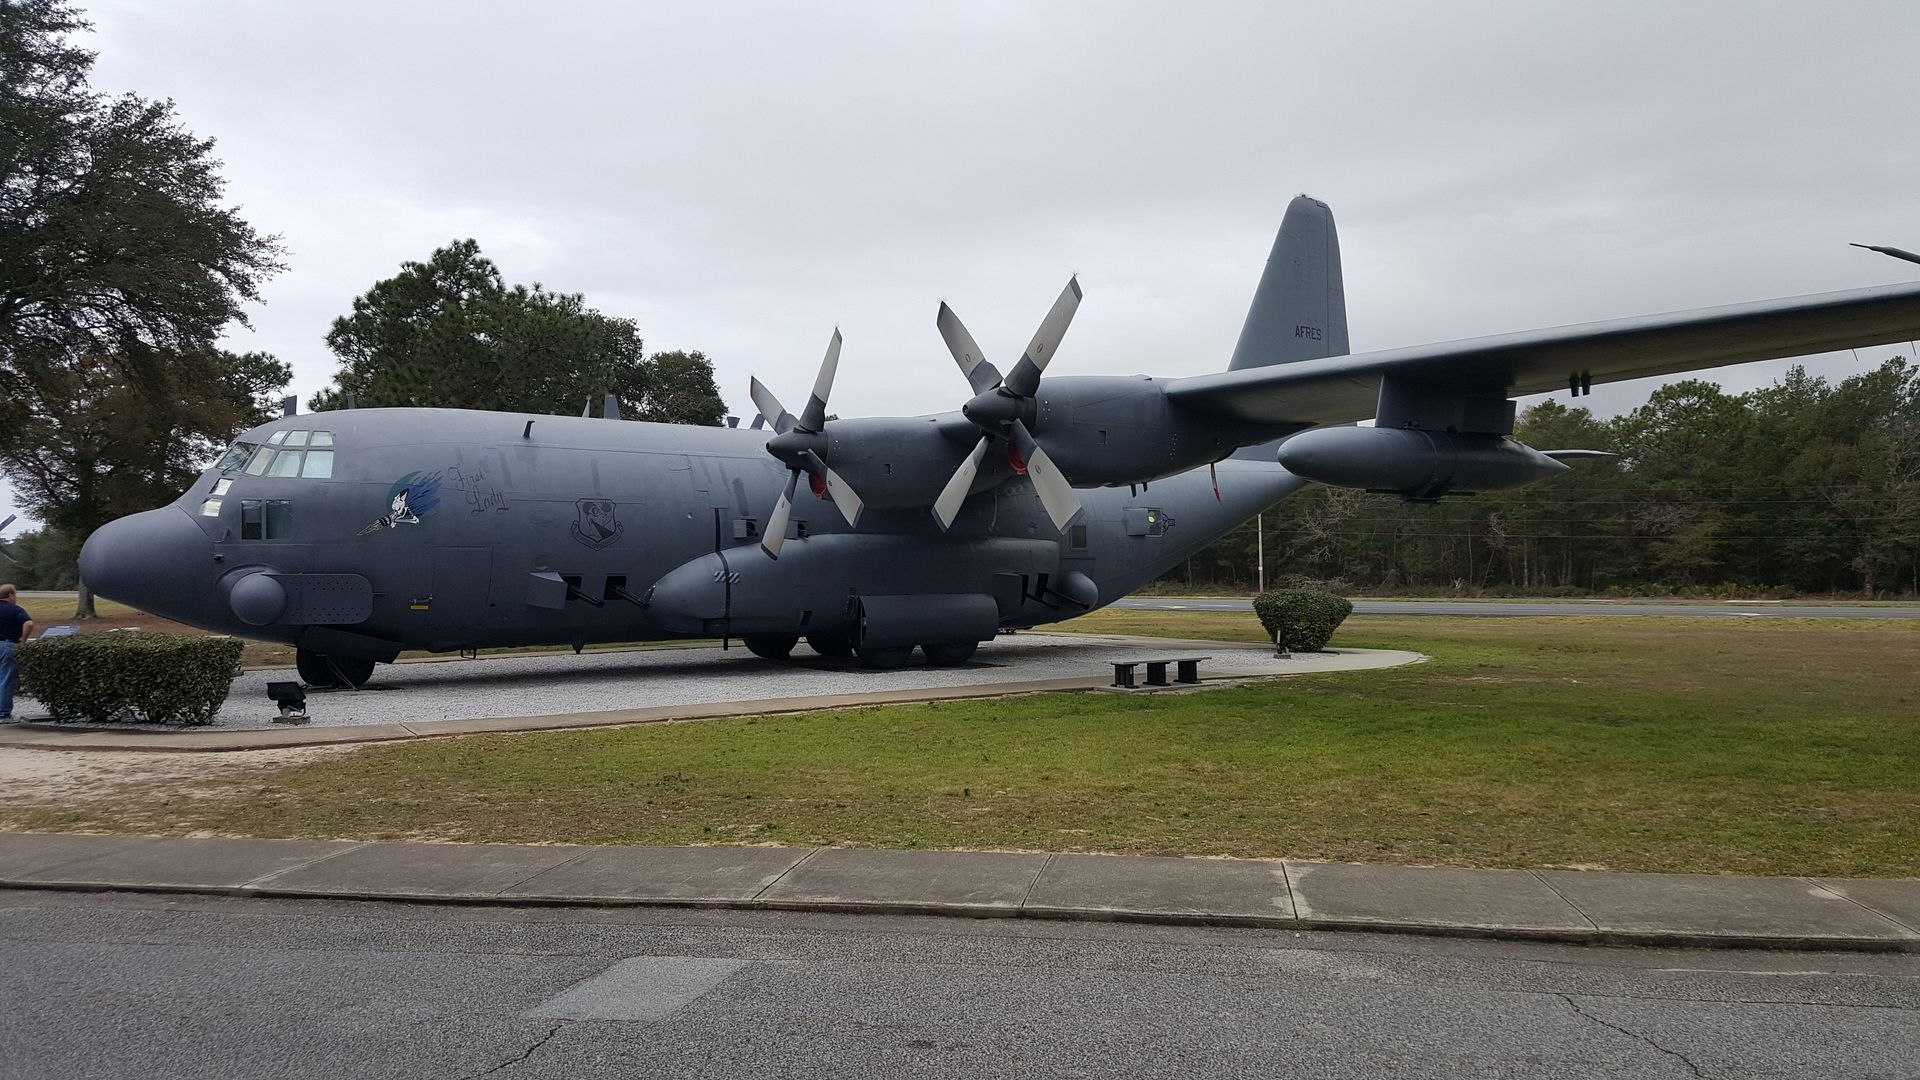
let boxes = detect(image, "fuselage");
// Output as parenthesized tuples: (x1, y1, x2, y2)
(79, 407, 1305, 661)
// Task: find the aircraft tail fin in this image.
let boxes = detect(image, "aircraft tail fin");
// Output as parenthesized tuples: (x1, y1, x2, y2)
(1227, 194, 1349, 371)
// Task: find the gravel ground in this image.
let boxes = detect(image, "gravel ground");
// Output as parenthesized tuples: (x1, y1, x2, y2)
(8, 633, 1353, 732)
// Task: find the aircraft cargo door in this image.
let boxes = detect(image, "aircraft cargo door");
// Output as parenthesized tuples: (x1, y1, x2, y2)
(431, 546, 494, 632)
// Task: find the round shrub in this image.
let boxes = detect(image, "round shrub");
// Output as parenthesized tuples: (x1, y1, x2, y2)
(1252, 589, 1354, 652)
(15, 634, 245, 725)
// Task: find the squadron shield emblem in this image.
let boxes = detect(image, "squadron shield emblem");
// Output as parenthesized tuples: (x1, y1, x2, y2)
(571, 499, 623, 549)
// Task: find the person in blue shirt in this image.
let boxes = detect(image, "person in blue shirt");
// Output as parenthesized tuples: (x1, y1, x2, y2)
(0, 584, 35, 721)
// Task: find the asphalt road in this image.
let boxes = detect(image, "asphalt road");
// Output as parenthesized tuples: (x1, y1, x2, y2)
(1119, 597, 1920, 619)
(2, 889, 1915, 1079)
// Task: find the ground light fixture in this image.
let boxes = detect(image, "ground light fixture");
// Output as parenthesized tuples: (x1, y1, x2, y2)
(266, 681, 308, 723)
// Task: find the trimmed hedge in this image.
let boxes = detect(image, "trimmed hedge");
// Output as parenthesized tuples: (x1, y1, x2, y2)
(15, 634, 245, 726)
(1252, 589, 1354, 652)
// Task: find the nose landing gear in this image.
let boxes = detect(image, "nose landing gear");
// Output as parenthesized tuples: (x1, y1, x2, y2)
(296, 648, 376, 689)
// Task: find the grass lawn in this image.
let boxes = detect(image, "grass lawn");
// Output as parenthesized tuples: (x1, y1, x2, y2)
(9, 611, 1918, 877)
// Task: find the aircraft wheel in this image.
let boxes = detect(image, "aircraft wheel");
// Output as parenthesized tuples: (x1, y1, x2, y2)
(805, 633, 855, 658)
(921, 642, 978, 667)
(855, 645, 916, 670)
(743, 634, 799, 661)
(296, 649, 375, 689)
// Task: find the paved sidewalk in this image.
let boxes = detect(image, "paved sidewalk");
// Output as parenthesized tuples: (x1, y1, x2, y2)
(3, 832, 1915, 952)
(0, 640, 1422, 752)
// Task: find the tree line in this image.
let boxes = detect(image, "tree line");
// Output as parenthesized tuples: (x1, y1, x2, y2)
(1175, 359, 1920, 597)
(0, 2, 725, 608)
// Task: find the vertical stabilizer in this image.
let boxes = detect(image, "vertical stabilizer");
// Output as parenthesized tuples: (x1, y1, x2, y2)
(1227, 195, 1349, 371)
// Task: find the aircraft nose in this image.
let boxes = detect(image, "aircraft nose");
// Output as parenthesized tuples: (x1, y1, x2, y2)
(79, 507, 211, 617)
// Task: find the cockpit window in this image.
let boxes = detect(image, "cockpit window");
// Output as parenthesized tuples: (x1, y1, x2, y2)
(215, 442, 260, 474)
(226, 431, 335, 481)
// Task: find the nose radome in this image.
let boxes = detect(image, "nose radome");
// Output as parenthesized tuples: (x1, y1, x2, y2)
(79, 507, 211, 619)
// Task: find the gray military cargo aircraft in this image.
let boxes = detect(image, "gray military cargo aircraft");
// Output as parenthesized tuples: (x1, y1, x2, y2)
(78, 197, 1920, 687)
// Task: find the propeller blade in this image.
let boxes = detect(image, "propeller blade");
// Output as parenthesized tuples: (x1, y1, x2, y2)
(749, 376, 796, 435)
(1010, 419, 1081, 531)
(1540, 449, 1617, 460)
(798, 329, 841, 433)
(1004, 276, 1081, 398)
(761, 469, 800, 559)
(931, 436, 990, 531)
(937, 302, 1004, 396)
(797, 448, 863, 527)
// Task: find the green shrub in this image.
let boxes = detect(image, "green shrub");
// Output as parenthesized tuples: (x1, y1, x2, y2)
(16, 634, 245, 726)
(1252, 589, 1354, 652)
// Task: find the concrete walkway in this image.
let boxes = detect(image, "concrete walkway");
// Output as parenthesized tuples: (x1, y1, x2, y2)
(3, 832, 1914, 953)
(0, 640, 1422, 752)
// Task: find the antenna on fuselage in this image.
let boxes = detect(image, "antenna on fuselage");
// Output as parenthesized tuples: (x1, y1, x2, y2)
(1852, 242, 1920, 266)
(603, 394, 621, 421)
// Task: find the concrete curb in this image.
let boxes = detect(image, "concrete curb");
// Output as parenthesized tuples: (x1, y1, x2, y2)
(0, 638, 1422, 753)
(2, 834, 1914, 954)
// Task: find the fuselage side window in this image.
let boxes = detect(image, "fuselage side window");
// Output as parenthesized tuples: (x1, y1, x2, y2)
(240, 499, 293, 540)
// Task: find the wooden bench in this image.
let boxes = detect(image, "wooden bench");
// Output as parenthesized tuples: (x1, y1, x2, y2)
(1111, 656, 1209, 688)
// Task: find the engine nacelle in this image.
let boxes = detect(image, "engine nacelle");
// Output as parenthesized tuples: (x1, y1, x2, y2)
(1275, 427, 1568, 501)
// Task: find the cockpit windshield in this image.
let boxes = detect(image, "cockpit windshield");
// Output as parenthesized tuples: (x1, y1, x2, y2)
(215, 442, 259, 474)
(219, 430, 335, 479)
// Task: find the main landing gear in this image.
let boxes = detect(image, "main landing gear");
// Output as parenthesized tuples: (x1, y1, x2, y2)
(296, 648, 376, 689)
(744, 633, 977, 670)
(743, 634, 799, 660)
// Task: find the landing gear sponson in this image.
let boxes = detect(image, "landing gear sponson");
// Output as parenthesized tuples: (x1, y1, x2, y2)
(743, 632, 977, 669)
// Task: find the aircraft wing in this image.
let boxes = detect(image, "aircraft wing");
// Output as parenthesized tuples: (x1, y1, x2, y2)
(1165, 281, 1920, 426)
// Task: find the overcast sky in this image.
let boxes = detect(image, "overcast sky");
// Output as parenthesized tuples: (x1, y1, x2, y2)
(7, 0, 1920, 532)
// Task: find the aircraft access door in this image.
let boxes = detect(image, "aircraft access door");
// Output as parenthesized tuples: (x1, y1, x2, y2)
(431, 546, 494, 631)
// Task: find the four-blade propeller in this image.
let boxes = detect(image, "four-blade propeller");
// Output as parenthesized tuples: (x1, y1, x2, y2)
(750, 330, 863, 559)
(930, 277, 1084, 532)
